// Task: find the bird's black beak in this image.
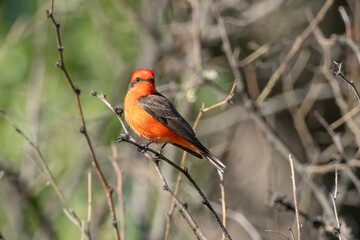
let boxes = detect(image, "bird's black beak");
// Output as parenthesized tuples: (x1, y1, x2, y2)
(146, 76, 154, 82)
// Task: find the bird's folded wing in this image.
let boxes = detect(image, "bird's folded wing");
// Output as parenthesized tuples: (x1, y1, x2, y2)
(137, 92, 199, 146)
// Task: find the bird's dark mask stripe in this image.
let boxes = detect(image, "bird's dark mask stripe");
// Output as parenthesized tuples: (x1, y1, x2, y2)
(128, 77, 154, 90)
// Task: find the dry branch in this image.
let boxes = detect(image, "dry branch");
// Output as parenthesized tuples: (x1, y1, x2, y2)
(45, 1, 120, 239)
(289, 154, 301, 240)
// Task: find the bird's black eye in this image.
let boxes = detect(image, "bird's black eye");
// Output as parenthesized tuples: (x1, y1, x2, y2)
(135, 77, 140, 82)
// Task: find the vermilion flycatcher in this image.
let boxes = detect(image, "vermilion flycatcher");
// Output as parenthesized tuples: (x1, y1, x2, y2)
(124, 68, 226, 172)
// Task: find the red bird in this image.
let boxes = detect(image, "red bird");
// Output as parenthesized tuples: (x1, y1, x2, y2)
(124, 68, 226, 172)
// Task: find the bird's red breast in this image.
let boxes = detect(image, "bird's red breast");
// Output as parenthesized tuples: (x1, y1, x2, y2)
(124, 69, 189, 145)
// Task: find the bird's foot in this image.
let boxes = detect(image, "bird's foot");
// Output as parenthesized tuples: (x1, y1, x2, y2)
(151, 143, 168, 162)
(137, 137, 160, 153)
(159, 143, 167, 155)
(116, 133, 130, 143)
(152, 153, 160, 163)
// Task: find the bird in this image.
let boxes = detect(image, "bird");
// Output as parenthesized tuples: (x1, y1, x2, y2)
(123, 68, 226, 173)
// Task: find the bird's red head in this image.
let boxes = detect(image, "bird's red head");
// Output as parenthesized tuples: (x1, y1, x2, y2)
(128, 68, 156, 93)
(130, 68, 155, 82)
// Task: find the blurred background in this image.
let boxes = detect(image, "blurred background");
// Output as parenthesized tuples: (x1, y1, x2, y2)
(1, 0, 360, 239)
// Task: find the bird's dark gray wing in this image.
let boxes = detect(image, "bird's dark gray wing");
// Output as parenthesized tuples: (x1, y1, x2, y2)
(137, 92, 202, 150)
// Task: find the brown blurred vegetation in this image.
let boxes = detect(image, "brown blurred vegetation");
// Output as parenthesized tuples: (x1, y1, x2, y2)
(0, 0, 360, 239)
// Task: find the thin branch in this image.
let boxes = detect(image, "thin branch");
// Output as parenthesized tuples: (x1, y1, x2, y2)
(218, 170, 226, 240)
(312, 111, 343, 240)
(91, 91, 232, 240)
(45, 1, 120, 239)
(238, 43, 270, 67)
(330, 193, 342, 240)
(212, 202, 262, 240)
(87, 171, 92, 232)
(289, 154, 301, 240)
(330, 104, 360, 130)
(314, 111, 345, 161)
(257, 0, 334, 102)
(90, 91, 129, 136)
(265, 230, 290, 240)
(289, 228, 296, 240)
(306, 159, 360, 174)
(109, 144, 126, 240)
(210, 3, 243, 92)
(147, 153, 207, 240)
(332, 61, 360, 101)
(0, 108, 90, 240)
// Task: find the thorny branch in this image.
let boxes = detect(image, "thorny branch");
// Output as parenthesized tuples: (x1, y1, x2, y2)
(45, 1, 120, 239)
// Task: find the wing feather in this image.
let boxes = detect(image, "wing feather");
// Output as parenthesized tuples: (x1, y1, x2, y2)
(137, 92, 200, 147)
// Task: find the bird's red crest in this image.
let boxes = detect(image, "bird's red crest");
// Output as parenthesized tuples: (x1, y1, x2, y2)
(130, 68, 155, 82)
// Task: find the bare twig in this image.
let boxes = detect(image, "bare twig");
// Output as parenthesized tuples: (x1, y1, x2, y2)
(90, 91, 129, 136)
(45, 1, 120, 239)
(109, 144, 126, 240)
(289, 228, 296, 240)
(306, 159, 360, 174)
(0, 108, 89, 239)
(289, 154, 301, 240)
(265, 229, 290, 240)
(238, 43, 270, 67)
(257, 0, 334, 102)
(87, 171, 92, 232)
(218, 170, 226, 240)
(330, 104, 360, 130)
(314, 111, 345, 161)
(330, 193, 342, 240)
(210, 3, 243, 92)
(147, 153, 207, 240)
(212, 203, 262, 240)
(313, 111, 343, 239)
(332, 61, 360, 101)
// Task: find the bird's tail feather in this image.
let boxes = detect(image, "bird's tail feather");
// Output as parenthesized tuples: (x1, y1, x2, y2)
(203, 151, 226, 173)
(172, 142, 226, 173)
